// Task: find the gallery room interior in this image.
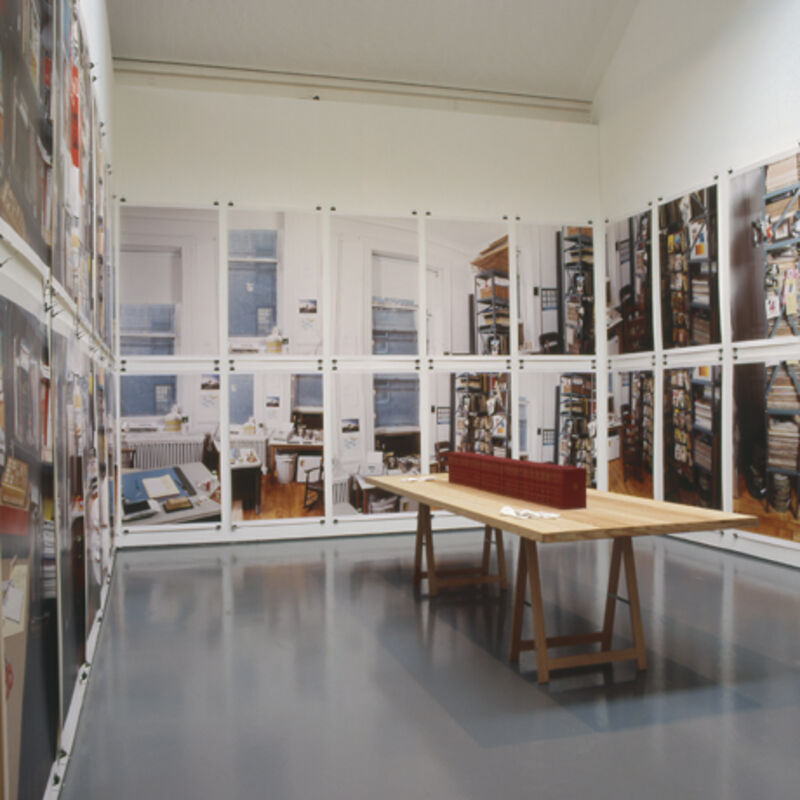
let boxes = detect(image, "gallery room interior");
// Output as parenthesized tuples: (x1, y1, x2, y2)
(0, 1, 799, 799)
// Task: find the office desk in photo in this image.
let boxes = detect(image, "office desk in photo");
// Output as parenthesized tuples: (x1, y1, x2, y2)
(267, 441, 323, 478)
(366, 473, 758, 683)
(229, 455, 262, 513)
(121, 463, 221, 526)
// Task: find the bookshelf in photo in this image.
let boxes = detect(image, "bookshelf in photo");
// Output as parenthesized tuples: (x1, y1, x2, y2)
(453, 373, 511, 457)
(659, 188, 719, 348)
(471, 235, 510, 356)
(556, 372, 596, 486)
(765, 361, 800, 517)
(619, 371, 654, 483)
(607, 212, 652, 354)
(665, 366, 721, 508)
(755, 155, 800, 338)
(561, 227, 595, 354)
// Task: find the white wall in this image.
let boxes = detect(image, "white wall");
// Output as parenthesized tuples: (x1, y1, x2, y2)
(82, 0, 115, 157)
(595, 0, 800, 217)
(113, 72, 600, 221)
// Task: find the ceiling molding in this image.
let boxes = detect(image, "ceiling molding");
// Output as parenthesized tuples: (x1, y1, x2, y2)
(114, 58, 594, 124)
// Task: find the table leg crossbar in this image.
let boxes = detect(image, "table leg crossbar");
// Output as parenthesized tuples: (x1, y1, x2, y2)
(509, 537, 647, 683)
(414, 505, 508, 595)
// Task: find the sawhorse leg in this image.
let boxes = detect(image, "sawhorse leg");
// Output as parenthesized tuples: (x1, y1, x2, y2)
(509, 537, 647, 683)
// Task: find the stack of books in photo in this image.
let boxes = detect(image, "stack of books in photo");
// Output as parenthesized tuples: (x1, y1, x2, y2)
(693, 435, 714, 472)
(767, 419, 799, 471)
(765, 154, 800, 194)
(691, 313, 711, 344)
(767, 363, 800, 409)
(691, 277, 710, 304)
(694, 397, 713, 432)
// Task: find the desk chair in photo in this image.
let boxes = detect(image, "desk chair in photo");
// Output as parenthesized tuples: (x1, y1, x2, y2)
(303, 464, 324, 510)
(434, 441, 451, 473)
(539, 331, 562, 354)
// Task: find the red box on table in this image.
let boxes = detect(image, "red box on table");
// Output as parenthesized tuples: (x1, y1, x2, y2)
(445, 452, 586, 509)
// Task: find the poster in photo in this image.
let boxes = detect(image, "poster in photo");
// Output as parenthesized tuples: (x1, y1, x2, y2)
(334, 372, 420, 514)
(331, 215, 418, 357)
(659, 187, 719, 349)
(120, 372, 221, 527)
(228, 210, 322, 357)
(0, 0, 55, 265)
(120, 207, 220, 357)
(663, 366, 721, 508)
(607, 370, 654, 498)
(517, 224, 596, 355)
(734, 361, 799, 541)
(426, 219, 508, 356)
(0, 295, 59, 800)
(606, 212, 653, 354)
(730, 152, 800, 343)
(227, 372, 324, 520)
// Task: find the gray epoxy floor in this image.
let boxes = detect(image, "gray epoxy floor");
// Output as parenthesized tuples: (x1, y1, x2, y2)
(61, 532, 800, 800)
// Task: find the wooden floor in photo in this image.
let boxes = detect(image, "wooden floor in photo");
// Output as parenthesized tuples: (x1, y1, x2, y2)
(608, 457, 654, 499)
(734, 474, 799, 542)
(236, 478, 324, 521)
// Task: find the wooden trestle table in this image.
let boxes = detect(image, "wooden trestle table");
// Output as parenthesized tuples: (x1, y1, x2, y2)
(365, 474, 758, 683)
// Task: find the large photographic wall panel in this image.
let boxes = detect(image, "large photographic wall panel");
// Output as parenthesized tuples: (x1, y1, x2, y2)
(0, 0, 115, 795)
(0, 292, 59, 800)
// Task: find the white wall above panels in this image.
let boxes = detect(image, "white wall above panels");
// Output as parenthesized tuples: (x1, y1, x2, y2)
(106, 0, 638, 102)
(595, 0, 800, 218)
(112, 73, 601, 222)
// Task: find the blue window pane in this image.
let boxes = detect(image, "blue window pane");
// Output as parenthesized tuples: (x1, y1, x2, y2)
(120, 336, 174, 356)
(229, 374, 255, 425)
(229, 261, 277, 337)
(373, 331, 417, 355)
(121, 375, 177, 417)
(372, 307, 416, 331)
(121, 304, 174, 334)
(229, 229, 277, 258)
(294, 375, 323, 408)
(374, 375, 419, 428)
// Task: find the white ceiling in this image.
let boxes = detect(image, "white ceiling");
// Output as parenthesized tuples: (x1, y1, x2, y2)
(106, 0, 639, 103)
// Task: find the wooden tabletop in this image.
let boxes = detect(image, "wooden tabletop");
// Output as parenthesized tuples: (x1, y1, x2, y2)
(365, 474, 758, 543)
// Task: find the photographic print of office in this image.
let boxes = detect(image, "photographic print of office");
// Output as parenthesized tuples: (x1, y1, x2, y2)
(729, 151, 800, 343)
(606, 212, 653, 354)
(659, 186, 719, 349)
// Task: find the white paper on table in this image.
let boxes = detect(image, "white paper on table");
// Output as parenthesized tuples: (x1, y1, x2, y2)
(142, 474, 180, 499)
